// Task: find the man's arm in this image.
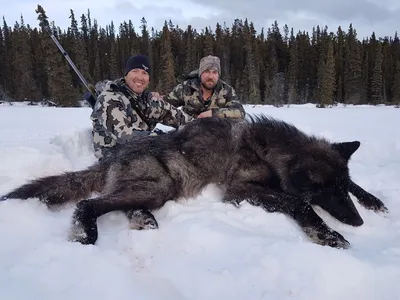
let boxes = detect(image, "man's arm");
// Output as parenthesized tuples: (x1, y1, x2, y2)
(211, 86, 246, 119)
(92, 91, 153, 144)
(146, 92, 194, 128)
(162, 83, 185, 107)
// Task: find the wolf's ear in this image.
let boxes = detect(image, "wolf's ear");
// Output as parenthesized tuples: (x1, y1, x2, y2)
(332, 141, 361, 160)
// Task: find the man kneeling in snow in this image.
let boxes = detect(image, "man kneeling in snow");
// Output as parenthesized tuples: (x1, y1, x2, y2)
(90, 54, 193, 160)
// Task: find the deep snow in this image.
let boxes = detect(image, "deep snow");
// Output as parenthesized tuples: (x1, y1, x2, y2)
(0, 103, 399, 300)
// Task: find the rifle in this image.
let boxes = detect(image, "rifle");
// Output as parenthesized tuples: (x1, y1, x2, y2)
(48, 30, 97, 109)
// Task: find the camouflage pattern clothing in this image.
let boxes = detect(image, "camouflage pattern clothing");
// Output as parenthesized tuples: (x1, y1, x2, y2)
(163, 77, 245, 119)
(90, 78, 193, 159)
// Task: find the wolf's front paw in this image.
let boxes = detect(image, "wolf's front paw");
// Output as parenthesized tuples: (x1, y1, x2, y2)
(304, 227, 350, 249)
(357, 193, 388, 213)
(320, 230, 350, 249)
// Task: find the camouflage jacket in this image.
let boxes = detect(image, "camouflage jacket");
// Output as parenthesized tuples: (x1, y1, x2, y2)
(90, 78, 193, 159)
(163, 77, 245, 119)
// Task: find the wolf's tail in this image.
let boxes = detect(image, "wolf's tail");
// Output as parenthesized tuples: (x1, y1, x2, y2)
(1, 165, 106, 206)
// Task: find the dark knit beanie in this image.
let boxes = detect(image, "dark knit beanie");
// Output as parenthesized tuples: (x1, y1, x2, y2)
(124, 54, 151, 76)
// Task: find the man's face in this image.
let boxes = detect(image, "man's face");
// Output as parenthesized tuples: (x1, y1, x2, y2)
(125, 68, 149, 94)
(200, 68, 219, 90)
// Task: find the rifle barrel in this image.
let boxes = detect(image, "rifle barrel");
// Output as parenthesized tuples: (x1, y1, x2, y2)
(49, 33, 90, 91)
(48, 32, 97, 108)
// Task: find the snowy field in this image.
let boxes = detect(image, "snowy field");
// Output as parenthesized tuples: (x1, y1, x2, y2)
(0, 103, 399, 300)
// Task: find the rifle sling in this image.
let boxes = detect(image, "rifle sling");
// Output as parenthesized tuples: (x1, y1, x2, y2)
(118, 85, 152, 129)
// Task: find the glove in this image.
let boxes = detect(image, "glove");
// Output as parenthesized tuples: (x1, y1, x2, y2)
(83, 91, 97, 108)
(149, 128, 166, 136)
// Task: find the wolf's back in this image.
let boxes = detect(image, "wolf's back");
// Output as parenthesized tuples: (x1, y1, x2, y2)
(1, 164, 106, 205)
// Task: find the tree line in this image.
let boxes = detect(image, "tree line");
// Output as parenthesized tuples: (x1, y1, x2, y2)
(0, 4, 399, 107)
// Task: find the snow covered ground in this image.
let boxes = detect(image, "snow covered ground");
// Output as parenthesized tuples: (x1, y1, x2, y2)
(0, 103, 399, 300)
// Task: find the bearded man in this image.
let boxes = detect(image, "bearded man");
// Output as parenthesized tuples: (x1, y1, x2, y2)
(162, 55, 245, 119)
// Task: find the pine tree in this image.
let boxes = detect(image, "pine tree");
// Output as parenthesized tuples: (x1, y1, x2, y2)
(140, 17, 150, 56)
(286, 28, 298, 104)
(316, 38, 335, 107)
(214, 23, 223, 62)
(12, 15, 38, 101)
(156, 22, 175, 94)
(370, 42, 383, 104)
(108, 21, 120, 79)
(242, 19, 259, 103)
(393, 60, 400, 106)
(2, 17, 14, 98)
(0, 19, 5, 99)
(68, 9, 91, 91)
(361, 44, 369, 104)
(203, 26, 213, 56)
(36, 5, 75, 106)
(184, 25, 196, 74)
(90, 20, 101, 82)
(343, 24, 362, 104)
(220, 23, 232, 84)
(335, 26, 345, 102)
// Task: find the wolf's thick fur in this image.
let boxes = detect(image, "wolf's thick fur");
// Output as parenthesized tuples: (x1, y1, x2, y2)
(1, 115, 387, 249)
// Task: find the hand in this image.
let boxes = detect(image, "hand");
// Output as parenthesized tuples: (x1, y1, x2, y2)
(149, 128, 166, 136)
(197, 110, 212, 118)
(151, 92, 163, 100)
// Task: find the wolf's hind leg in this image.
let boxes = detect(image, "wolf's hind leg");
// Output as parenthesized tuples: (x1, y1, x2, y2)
(125, 209, 158, 230)
(224, 183, 350, 249)
(348, 179, 388, 213)
(68, 178, 176, 245)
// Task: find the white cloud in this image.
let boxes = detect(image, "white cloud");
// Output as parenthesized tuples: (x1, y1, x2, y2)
(2, 0, 398, 39)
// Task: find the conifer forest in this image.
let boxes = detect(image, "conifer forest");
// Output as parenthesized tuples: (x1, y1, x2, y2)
(1, 5, 399, 107)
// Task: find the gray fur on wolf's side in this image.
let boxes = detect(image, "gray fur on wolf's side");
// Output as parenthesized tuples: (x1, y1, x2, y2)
(1, 114, 387, 248)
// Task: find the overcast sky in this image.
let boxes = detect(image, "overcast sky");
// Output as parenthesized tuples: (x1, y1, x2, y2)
(3, 0, 399, 40)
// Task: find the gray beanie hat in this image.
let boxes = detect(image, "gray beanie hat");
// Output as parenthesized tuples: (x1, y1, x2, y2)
(199, 55, 221, 75)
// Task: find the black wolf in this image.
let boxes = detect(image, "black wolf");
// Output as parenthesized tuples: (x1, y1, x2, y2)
(1, 115, 387, 249)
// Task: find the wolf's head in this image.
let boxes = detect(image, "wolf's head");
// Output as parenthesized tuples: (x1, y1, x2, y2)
(284, 140, 364, 227)
(246, 115, 364, 227)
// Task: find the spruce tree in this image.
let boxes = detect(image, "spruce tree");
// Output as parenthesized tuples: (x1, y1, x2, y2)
(36, 5, 75, 106)
(370, 42, 383, 104)
(286, 29, 298, 104)
(13, 15, 38, 101)
(156, 22, 175, 94)
(393, 60, 400, 106)
(0, 19, 5, 99)
(343, 24, 362, 104)
(317, 38, 335, 107)
(2, 17, 14, 98)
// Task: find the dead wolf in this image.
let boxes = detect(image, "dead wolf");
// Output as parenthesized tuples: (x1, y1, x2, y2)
(1, 115, 387, 249)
